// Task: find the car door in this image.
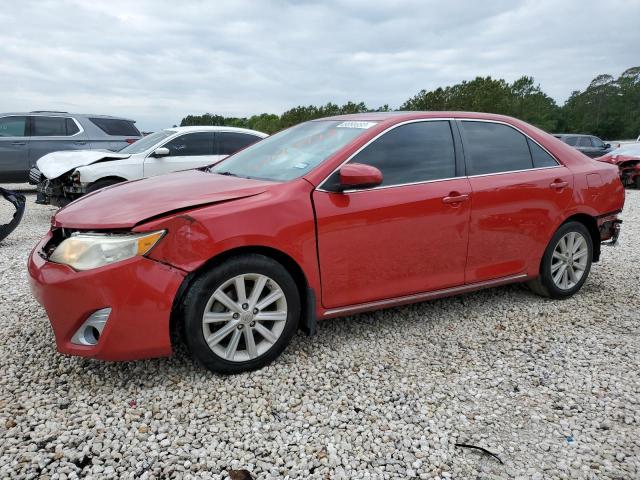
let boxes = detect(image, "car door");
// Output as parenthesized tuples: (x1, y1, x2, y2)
(143, 132, 215, 177)
(590, 136, 610, 157)
(0, 115, 29, 182)
(215, 132, 262, 166)
(28, 116, 89, 167)
(312, 120, 471, 309)
(459, 120, 573, 284)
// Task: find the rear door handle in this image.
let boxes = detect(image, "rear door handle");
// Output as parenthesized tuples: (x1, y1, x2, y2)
(74, 141, 87, 145)
(442, 194, 470, 204)
(11, 141, 26, 146)
(550, 180, 568, 189)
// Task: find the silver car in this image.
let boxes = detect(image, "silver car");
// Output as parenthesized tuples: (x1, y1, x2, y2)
(0, 111, 141, 183)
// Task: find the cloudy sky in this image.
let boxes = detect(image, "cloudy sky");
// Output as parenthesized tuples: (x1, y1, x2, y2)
(0, 0, 638, 131)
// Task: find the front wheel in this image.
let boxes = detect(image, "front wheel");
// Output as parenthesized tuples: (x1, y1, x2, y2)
(181, 254, 301, 374)
(528, 221, 593, 299)
(86, 178, 124, 194)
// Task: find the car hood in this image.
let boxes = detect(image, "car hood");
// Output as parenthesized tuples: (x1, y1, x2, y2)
(37, 150, 132, 179)
(53, 169, 274, 229)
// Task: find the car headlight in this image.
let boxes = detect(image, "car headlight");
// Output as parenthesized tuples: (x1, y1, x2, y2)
(49, 230, 165, 271)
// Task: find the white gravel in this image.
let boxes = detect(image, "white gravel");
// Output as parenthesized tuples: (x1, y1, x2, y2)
(0, 185, 638, 479)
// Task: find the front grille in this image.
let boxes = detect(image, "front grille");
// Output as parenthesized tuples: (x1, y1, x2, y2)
(28, 167, 43, 185)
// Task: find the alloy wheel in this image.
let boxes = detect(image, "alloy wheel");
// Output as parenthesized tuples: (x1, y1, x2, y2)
(201, 273, 288, 362)
(550, 231, 589, 290)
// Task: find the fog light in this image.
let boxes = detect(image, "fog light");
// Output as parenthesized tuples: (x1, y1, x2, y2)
(71, 308, 111, 346)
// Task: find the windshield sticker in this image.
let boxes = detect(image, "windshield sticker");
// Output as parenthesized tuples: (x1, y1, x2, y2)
(293, 162, 309, 169)
(336, 121, 377, 129)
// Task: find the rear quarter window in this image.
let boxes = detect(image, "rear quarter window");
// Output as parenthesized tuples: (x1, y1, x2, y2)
(89, 118, 141, 137)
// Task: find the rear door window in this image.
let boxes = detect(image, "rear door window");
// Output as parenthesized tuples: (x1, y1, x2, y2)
(32, 116, 70, 136)
(216, 132, 262, 155)
(461, 121, 533, 175)
(163, 132, 215, 157)
(66, 118, 80, 135)
(334, 120, 457, 187)
(89, 118, 141, 136)
(0, 116, 27, 137)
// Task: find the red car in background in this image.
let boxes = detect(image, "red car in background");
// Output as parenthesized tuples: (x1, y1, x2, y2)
(595, 143, 640, 188)
(28, 112, 625, 374)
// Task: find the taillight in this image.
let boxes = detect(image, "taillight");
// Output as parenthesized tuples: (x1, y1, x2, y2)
(125, 138, 137, 144)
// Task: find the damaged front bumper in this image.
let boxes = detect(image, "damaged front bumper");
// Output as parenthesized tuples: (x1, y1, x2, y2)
(35, 177, 87, 207)
(28, 230, 185, 361)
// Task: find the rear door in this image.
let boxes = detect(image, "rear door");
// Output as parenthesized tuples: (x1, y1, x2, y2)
(143, 132, 215, 176)
(459, 120, 573, 283)
(28, 116, 89, 167)
(0, 116, 29, 182)
(313, 120, 471, 308)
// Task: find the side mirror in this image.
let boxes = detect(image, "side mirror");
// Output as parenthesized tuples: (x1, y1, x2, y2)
(152, 147, 170, 157)
(604, 143, 611, 149)
(338, 163, 383, 190)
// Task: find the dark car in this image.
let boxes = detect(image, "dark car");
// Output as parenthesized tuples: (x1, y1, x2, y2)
(553, 134, 612, 158)
(0, 112, 141, 183)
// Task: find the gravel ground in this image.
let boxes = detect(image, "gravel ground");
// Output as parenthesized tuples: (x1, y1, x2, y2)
(0, 185, 638, 480)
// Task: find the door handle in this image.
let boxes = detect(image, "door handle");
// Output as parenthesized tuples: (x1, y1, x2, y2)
(11, 141, 26, 146)
(74, 141, 87, 145)
(442, 193, 470, 204)
(549, 180, 568, 189)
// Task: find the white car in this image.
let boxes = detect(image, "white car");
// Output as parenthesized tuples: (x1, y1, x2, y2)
(33, 126, 268, 206)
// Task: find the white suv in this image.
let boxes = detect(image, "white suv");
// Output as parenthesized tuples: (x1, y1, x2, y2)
(34, 126, 267, 206)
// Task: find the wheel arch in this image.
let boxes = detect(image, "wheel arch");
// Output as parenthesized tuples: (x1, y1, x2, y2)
(90, 175, 129, 185)
(560, 213, 600, 262)
(169, 245, 317, 349)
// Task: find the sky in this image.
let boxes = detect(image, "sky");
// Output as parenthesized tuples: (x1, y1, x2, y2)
(0, 0, 638, 132)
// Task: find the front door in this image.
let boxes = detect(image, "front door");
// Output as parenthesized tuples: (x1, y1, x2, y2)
(144, 132, 218, 177)
(0, 116, 29, 182)
(313, 120, 471, 309)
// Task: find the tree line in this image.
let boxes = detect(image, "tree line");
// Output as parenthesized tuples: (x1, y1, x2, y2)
(180, 67, 640, 139)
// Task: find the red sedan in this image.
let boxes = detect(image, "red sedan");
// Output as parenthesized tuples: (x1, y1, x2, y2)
(28, 112, 625, 373)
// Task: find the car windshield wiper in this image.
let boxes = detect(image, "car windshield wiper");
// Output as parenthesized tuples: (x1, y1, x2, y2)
(212, 170, 238, 177)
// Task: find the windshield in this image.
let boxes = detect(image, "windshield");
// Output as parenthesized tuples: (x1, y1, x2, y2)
(610, 143, 640, 156)
(211, 120, 377, 181)
(119, 130, 172, 154)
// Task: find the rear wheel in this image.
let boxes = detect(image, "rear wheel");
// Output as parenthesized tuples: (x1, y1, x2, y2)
(181, 254, 300, 374)
(528, 221, 593, 299)
(86, 178, 124, 194)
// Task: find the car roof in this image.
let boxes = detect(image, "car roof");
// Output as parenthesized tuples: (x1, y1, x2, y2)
(164, 126, 268, 137)
(317, 111, 534, 124)
(553, 133, 592, 137)
(1, 111, 137, 122)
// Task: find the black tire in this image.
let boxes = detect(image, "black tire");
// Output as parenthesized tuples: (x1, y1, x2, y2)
(86, 178, 124, 194)
(528, 221, 593, 299)
(181, 254, 301, 374)
(635, 176, 640, 189)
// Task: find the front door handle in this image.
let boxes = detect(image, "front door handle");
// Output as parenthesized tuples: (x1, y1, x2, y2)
(74, 141, 87, 145)
(11, 141, 26, 146)
(550, 180, 568, 190)
(442, 193, 470, 204)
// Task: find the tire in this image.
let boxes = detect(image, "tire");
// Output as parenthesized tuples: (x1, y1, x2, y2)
(635, 176, 640, 189)
(181, 254, 301, 374)
(528, 221, 593, 299)
(86, 178, 124, 194)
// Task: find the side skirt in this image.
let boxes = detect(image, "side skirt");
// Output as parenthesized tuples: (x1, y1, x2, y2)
(321, 273, 529, 319)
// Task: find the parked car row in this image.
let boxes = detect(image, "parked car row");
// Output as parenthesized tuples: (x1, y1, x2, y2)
(27, 112, 625, 374)
(31, 126, 267, 206)
(0, 111, 141, 182)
